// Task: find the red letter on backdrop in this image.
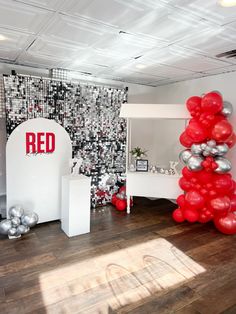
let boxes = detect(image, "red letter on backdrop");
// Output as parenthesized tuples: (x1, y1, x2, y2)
(46, 132, 55, 153)
(26, 132, 36, 154)
(37, 132, 45, 153)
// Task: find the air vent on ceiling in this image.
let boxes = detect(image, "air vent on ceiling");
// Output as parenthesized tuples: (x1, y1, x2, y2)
(216, 50, 236, 59)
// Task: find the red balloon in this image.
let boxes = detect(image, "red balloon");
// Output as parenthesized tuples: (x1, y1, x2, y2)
(182, 166, 195, 180)
(179, 177, 192, 191)
(198, 213, 212, 223)
(214, 174, 233, 194)
(186, 96, 202, 117)
(211, 120, 233, 142)
(179, 131, 194, 147)
(214, 212, 236, 235)
(196, 170, 213, 184)
(177, 194, 186, 208)
(210, 196, 231, 217)
(186, 121, 208, 143)
(172, 208, 185, 222)
(185, 190, 205, 210)
(184, 209, 199, 223)
(116, 199, 127, 211)
(199, 112, 216, 128)
(111, 194, 118, 206)
(230, 195, 236, 212)
(201, 92, 223, 114)
(225, 132, 236, 148)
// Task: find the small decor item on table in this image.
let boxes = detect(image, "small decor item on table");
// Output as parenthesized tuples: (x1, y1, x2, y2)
(0, 205, 39, 239)
(70, 157, 83, 176)
(129, 147, 147, 159)
(136, 159, 149, 172)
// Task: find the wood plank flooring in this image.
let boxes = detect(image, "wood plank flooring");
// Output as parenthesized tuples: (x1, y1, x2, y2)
(0, 197, 236, 314)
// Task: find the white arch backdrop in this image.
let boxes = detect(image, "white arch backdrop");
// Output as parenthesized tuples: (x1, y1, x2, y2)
(6, 118, 72, 223)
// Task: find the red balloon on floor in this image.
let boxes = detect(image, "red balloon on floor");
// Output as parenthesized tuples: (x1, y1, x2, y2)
(214, 212, 236, 235)
(184, 209, 199, 223)
(173, 208, 185, 223)
(116, 199, 127, 211)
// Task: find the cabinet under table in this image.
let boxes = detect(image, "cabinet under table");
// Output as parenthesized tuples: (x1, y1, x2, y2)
(126, 172, 181, 213)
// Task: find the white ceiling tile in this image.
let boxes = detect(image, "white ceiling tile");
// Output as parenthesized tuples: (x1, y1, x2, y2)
(0, 28, 32, 50)
(127, 9, 215, 43)
(71, 49, 127, 68)
(64, 62, 111, 75)
(27, 37, 87, 59)
(15, 0, 63, 10)
(202, 65, 236, 75)
(60, 0, 151, 29)
(142, 46, 232, 72)
(43, 14, 115, 47)
(172, 0, 236, 26)
(17, 51, 65, 68)
(0, 47, 22, 61)
(0, 0, 53, 34)
(177, 26, 236, 59)
(96, 32, 168, 58)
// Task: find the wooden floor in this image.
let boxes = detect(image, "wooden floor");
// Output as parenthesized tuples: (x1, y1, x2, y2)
(0, 198, 236, 314)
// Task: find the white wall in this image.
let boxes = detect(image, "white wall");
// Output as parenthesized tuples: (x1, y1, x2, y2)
(154, 71, 236, 178)
(127, 83, 184, 169)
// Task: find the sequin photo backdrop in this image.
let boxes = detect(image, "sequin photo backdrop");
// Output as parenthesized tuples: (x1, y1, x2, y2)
(3, 75, 128, 208)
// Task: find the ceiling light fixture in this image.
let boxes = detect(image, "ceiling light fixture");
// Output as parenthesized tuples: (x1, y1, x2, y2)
(0, 34, 6, 40)
(135, 64, 147, 70)
(218, 0, 236, 7)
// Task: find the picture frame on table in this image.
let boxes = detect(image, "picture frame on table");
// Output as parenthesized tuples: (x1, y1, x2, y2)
(136, 159, 148, 172)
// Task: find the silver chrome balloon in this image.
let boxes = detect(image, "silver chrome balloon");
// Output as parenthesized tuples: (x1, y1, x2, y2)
(222, 101, 233, 117)
(116, 193, 125, 200)
(186, 156, 203, 171)
(216, 144, 229, 156)
(203, 150, 211, 157)
(215, 157, 232, 174)
(106, 175, 117, 186)
(17, 225, 30, 235)
(191, 144, 202, 155)
(200, 143, 207, 150)
(0, 219, 12, 235)
(207, 140, 216, 148)
(8, 227, 17, 236)
(179, 150, 192, 164)
(21, 212, 38, 228)
(11, 216, 21, 227)
(211, 148, 219, 156)
(8, 205, 24, 218)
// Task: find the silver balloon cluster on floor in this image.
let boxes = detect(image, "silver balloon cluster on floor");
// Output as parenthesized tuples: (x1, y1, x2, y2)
(179, 139, 231, 173)
(0, 205, 38, 239)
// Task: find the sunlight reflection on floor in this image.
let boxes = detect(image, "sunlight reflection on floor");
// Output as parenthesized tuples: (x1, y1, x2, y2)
(39, 238, 205, 313)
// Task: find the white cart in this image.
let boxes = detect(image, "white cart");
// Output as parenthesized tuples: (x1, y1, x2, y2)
(120, 103, 190, 214)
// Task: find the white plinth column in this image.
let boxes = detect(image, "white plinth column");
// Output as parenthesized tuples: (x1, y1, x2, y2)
(61, 175, 91, 237)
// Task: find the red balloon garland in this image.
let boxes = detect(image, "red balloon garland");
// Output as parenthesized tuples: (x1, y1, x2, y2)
(175, 91, 236, 235)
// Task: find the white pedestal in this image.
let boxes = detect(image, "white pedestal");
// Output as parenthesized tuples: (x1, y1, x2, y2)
(61, 175, 91, 237)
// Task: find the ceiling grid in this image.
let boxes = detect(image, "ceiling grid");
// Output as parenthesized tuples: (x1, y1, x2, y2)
(0, 0, 235, 86)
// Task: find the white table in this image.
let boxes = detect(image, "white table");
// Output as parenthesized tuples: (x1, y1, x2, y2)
(126, 172, 181, 214)
(61, 174, 91, 237)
